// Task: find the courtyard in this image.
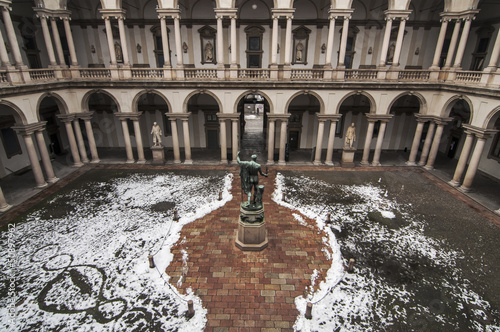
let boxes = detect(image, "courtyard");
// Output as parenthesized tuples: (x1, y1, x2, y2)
(0, 165, 499, 331)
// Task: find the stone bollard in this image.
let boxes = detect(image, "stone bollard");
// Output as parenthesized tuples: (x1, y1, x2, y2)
(173, 208, 179, 221)
(218, 190, 223, 201)
(326, 213, 331, 224)
(148, 255, 155, 268)
(347, 258, 355, 273)
(186, 300, 195, 319)
(305, 302, 313, 319)
(282, 192, 286, 202)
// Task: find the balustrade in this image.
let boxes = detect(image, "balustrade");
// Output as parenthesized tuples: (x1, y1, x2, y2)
(455, 71, 482, 83)
(131, 69, 164, 79)
(238, 69, 270, 80)
(29, 69, 55, 81)
(398, 70, 430, 81)
(0, 71, 7, 83)
(345, 69, 378, 80)
(79, 69, 111, 79)
(185, 69, 217, 80)
(290, 70, 324, 80)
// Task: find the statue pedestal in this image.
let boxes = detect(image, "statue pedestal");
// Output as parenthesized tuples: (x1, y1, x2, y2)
(151, 145, 165, 164)
(341, 147, 356, 168)
(235, 204, 268, 251)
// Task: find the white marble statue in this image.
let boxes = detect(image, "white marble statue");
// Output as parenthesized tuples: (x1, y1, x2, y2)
(151, 122, 162, 146)
(345, 122, 356, 148)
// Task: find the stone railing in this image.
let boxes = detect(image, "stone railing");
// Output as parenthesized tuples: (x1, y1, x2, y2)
(0, 71, 7, 84)
(238, 69, 270, 80)
(185, 68, 217, 80)
(290, 69, 324, 80)
(398, 70, 430, 81)
(79, 69, 112, 79)
(345, 69, 378, 80)
(456, 71, 482, 83)
(29, 69, 55, 81)
(131, 69, 164, 79)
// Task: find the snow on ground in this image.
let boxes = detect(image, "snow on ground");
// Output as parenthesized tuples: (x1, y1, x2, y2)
(0, 171, 232, 332)
(272, 172, 500, 332)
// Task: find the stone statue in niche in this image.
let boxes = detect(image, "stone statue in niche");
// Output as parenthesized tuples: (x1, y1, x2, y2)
(296, 42, 304, 62)
(237, 151, 268, 208)
(205, 41, 214, 62)
(115, 42, 123, 62)
(387, 42, 395, 64)
(151, 122, 162, 146)
(344, 123, 356, 148)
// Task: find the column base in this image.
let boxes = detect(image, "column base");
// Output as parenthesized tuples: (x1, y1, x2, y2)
(136, 160, 147, 164)
(230, 160, 238, 165)
(220, 160, 228, 165)
(360, 161, 370, 166)
(494, 209, 500, 216)
(325, 161, 334, 166)
(417, 161, 426, 166)
(184, 159, 193, 165)
(174, 160, 182, 164)
(126, 160, 135, 164)
(458, 186, 471, 193)
(423, 165, 434, 171)
(36, 182, 48, 189)
(277, 161, 286, 166)
(371, 162, 381, 167)
(448, 180, 460, 187)
(405, 161, 417, 166)
(313, 161, 322, 165)
(73, 162, 84, 167)
(0, 204, 12, 213)
(266, 160, 275, 165)
(47, 177, 59, 184)
(90, 159, 101, 164)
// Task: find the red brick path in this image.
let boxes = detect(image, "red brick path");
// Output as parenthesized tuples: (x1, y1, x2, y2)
(166, 170, 331, 331)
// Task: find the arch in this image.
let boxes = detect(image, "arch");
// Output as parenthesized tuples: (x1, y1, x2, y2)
(239, 0, 271, 19)
(233, 90, 274, 114)
(336, 91, 376, 114)
(483, 106, 500, 129)
(441, 95, 474, 123)
(387, 91, 428, 115)
(0, 100, 28, 125)
(183, 89, 223, 114)
(284, 90, 325, 114)
(81, 89, 122, 113)
(36, 92, 70, 121)
(132, 90, 172, 113)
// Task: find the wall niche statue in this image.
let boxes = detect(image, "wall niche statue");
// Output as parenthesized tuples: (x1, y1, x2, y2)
(199, 26, 217, 64)
(292, 26, 311, 65)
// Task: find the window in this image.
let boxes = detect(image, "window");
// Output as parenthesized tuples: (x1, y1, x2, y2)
(489, 132, 500, 162)
(470, 26, 494, 71)
(338, 26, 359, 69)
(151, 25, 170, 67)
(245, 26, 265, 68)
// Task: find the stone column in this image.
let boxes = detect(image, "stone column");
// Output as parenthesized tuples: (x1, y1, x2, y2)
(130, 115, 145, 163)
(50, 17, 66, 67)
(0, 186, 12, 212)
(39, 16, 58, 66)
(443, 19, 462, 69)
(174, 15, 183, 67)
(267, 119, 276, 163)
(424, 119, 450, 170)
(0, 29, 11, 67)
(459, 135, 488, 192)
(2, 6, 24, 67)
(231, 118, 238, 164)
(169, 117, 181, 163)
(271, 15, 279, 65)
(284, 15, 293, 66)
(449, 130, 475, 186)
(392, 17, 408, 67)
(325, 115, 341, 165)
(371, 120, 390, 166)
(325, 14, 336, 67)
(159, 16, 171, 67)
(219, 118, 227, 163)
(361, 118, 377, 166)
(63, 17, 78, 66)
(80, 113, 100, 163)
(118, 17, 130, 66)
(19, 133, 47, 188)
(216, 15, 224, 66)
(379, 17, 393, 67)
(406, 117, 427, 165)
(313, 119, 326, 165)
(453, 17, 473, 69)
(58, 115, 84, 167)
(182, 117, 192, 164)
(418, 121, 436, 166)
(118, 118, 135, 163)
(278, 119, 287, 165)
(72, 118, 89, 163)
(484, 27, 500, 71)
(34, 129, 59, 183)
(104, 17, 117, 66)
(230, 15, 237, 66)
(338, 16, 350, 67)
(430, 18, 449, 69)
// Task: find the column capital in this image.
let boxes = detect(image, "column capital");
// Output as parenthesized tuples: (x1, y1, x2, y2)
(431, 116, 453, 126)
(77, 112, 95, 121)
(384, 10, 411, 20)
(56, 113, 77, 123)
(12, 122, 47, 135)
(267, 114, 291, 121)
(166, 112, 190, 121)
(0, 3, 11, 11)
(366, 114, 394, 122)
(414, 114, 435, 123)
(157, 8, 181, 18)
(462, 124, 498, 139)
(99, 8, 126, 20)
(217, 113, 239, 120)
(34, 8, 72, 19)
(271, 8, 295, 18)
(317, 114, 342, 122)
(214, 8, 237, 18)
(115, 112, 143, 120)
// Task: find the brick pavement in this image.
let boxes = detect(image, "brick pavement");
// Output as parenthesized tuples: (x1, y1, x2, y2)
(165, 169, 331, 331)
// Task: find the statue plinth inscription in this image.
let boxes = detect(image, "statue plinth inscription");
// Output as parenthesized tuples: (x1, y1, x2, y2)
(235, 152, 268, 251)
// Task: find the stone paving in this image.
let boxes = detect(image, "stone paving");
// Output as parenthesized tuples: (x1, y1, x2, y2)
(166, 169, 331, 331)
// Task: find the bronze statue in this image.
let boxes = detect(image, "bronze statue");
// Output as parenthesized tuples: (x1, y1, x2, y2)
(237, 151, 268, 207)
